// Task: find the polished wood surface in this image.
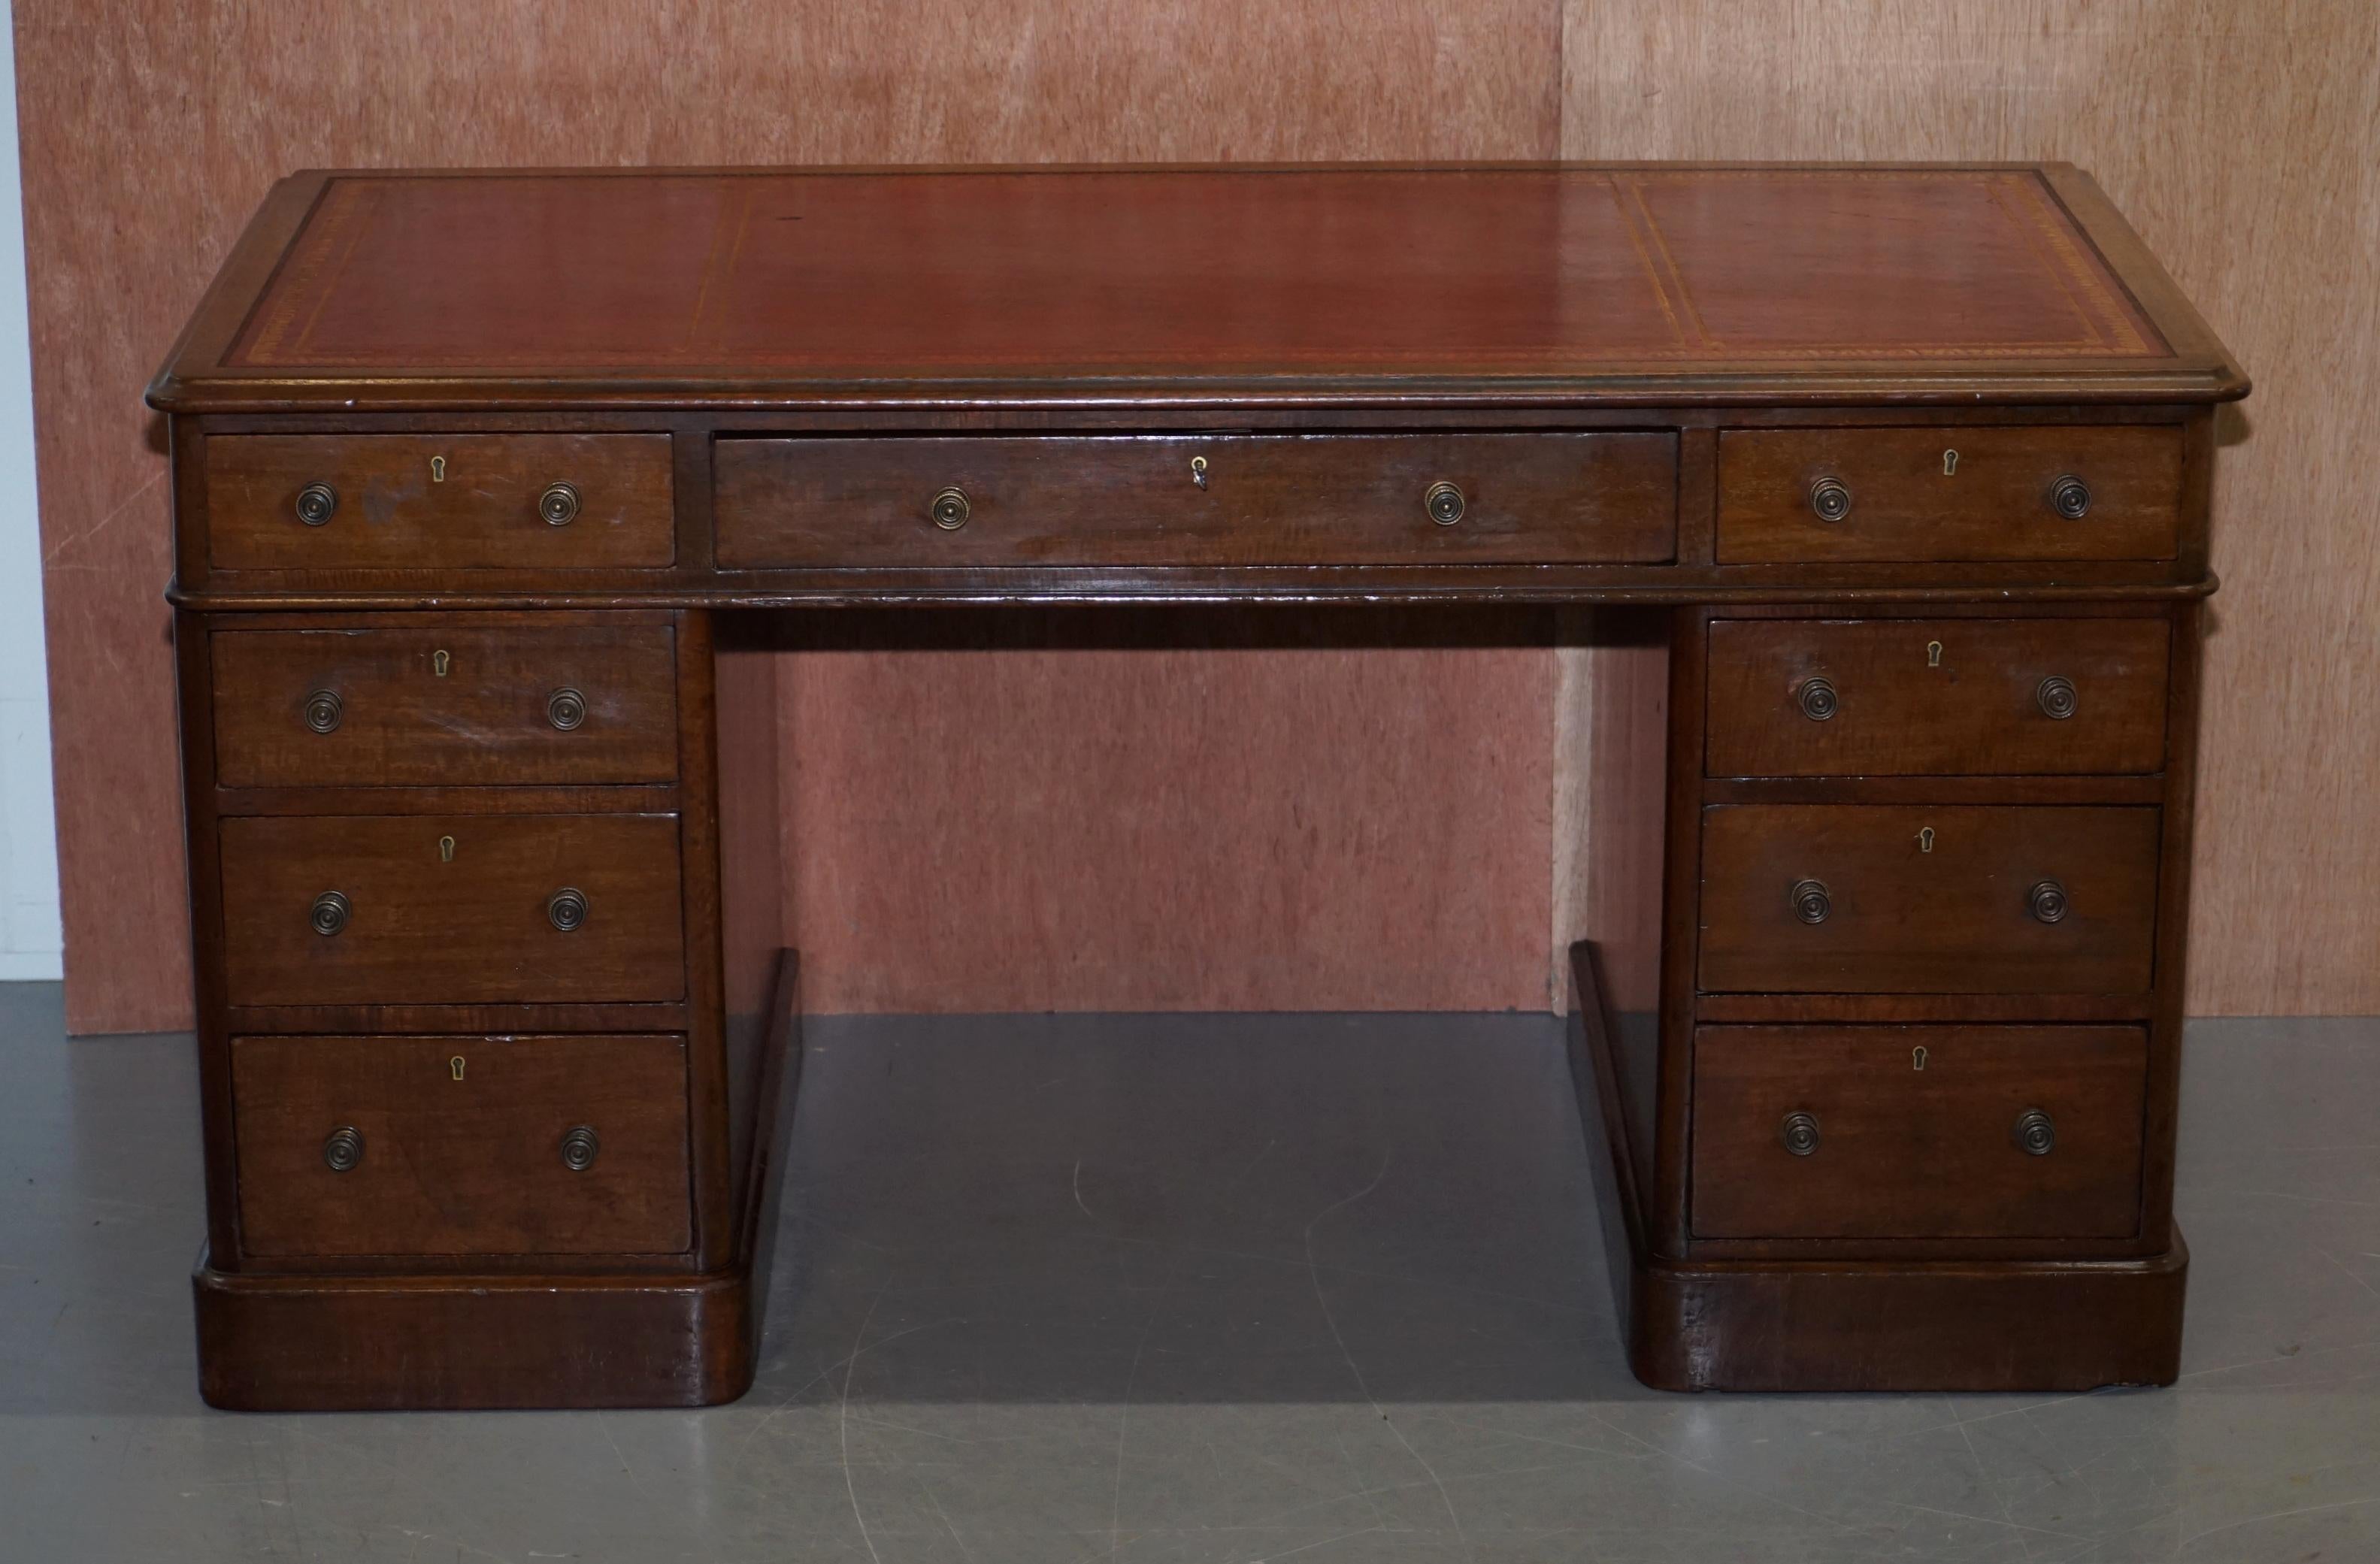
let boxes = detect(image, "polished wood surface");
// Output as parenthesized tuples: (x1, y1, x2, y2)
(713, 433, 1679, 567)
(1689, 1024, 2147, 1241)
(1703, 616, 2170, 777)
(217, 813, 687, 1006)
(210, 618, 680, 787)
(229, 1033, 692, 1257)
(1697, 803, 2161, 994)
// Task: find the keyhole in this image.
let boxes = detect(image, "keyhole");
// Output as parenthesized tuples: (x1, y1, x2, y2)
(1942, 449, 1959, 476)
(1912, 1046, 1929, 1072)
(438, 836, 456, 863)
(430, 455, 447, 483)
(1918, 827, 1935, 854)
(1926, 641, 1944, 668)
(1191, 455, 1208, 490)
(450, 1056, 466, 1081)
(432, 649, 450, 677)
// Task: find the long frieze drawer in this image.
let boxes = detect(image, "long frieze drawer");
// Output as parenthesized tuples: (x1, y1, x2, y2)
(1715, 425, 2182, 564)
(211, 622, 680, 788)
(1705, 617, 2171, 777)
(1697, 804, 2160, 994)
(205, 434, 675, 570)
(1690, 1024, 2147, 1241)
(218, 813, 686, 1006)
(712, 432, 1679, 567)
(231, 1033, 692, 1257)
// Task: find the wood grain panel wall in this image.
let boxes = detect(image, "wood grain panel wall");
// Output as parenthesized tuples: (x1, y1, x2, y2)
(17, 1, 2375, 1027)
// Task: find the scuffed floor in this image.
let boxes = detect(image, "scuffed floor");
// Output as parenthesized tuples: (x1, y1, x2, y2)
(2, 984, 2374, 1562)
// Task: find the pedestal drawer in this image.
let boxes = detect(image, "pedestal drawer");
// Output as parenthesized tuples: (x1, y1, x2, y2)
(1706, 617, 2170, 777)
(1698, 804, 2160, 994)
(1691, 1024, 2147, 1240)
(713, 431, 1679, 567)
(231, 1033, 692, 1257)
(211, 622, 680, 788)
(219, 813, 686, 1007)
(1715, 425, 2181, 563)
(206, 433, 675, 570)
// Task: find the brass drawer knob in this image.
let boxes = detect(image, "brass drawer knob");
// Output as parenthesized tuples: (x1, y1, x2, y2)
(294, 482, 338, 527)
(930, 486, 971, 530)
(322, 1126, 365, 1172)
(559, 1124, 601, 1172)
(309, 890, 351, 936)
(545, 687, 588, 731)
(302, 689, 344, 734)
(1425, 480, 1466, 525)
(1808, 476, 1853, 522)
(537, 482, 582, 526)
(1795, 676, 1839, 721)
(2049, 474, 2091, 519)
(547, 887, 589, 932)
(1780, 1112, 1821, 1157)
(1789, 878, 1832, 924)
(2014, 1108, 2057, 1156)
(2036, 675, 2078, 720)
(2028, 879, 2070, 924)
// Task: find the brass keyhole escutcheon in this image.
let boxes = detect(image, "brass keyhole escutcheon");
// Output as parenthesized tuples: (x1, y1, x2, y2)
(1190, 455, 1209, 489)
(450, 1056, 466, 1081)
(432, 649, 451, 678)
(430, 455, 447, 483)
(1926, 640, 1944, 668)
(1942, 449, 1958, 476)
(1918, 827, 1935, 854)
(438, 836, 456, 863)
(1912, 1045, 1928, 1071)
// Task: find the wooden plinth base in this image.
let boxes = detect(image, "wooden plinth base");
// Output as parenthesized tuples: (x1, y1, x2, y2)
(1565, 942, 2187, 1393)
(193, 952, 804, 1411)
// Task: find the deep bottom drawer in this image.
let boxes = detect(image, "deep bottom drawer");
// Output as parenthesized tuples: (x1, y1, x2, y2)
(1691, 1024, 2148, 1240)
(232, 1033, 692, 1257)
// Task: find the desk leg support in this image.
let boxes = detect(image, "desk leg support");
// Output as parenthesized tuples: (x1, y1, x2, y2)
(191, 951, 805, 1411)
(1565, 940, 2187, 1393)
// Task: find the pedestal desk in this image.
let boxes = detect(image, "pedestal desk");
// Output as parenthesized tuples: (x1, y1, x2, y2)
(150, 165, 2246, 1408)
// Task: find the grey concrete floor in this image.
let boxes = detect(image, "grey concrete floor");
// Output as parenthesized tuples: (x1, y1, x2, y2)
(1, 983, 2375, 1562)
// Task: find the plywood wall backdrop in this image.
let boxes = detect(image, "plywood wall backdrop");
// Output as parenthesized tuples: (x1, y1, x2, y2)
(14, 2, 2375, 1030)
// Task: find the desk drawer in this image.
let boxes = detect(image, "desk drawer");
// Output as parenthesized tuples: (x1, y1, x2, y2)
(231, 1033, 692, 1257)
(206, 434, 675, 570)
(713, 433, 1678, 567)
(1698, 804, 2160, 994)
(220, 813, 686, 1006)
(1706, 617, 2171, 777)
(1691, 1024, 2147, 1240)
(211, 622, 680, 788)
(1716, 426, 2182, 564)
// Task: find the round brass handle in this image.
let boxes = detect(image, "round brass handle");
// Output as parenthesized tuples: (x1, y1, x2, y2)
(322, 1126, 365, 1172)
(2028, 879, 2070, 924)
(547, 887, 589, 933)
(1808, 476, 1853, 522)
(559, 1125, 601, 1172)
(2049, 474, 2092, 519)
(1425, 480, 1467, 525)
(1789, 878, 1832, 925)
(1796, 676, 1839, 721)
(2014, 1108, 2057, 1156)
(303, 689, 344, 734)
(930, 487, 971, 531)
(537, 482, 582, 526)
(2036, 675, 2078, 721)
(309, 890, 351, 937)
(545, 687, 588, 731)
(295, 482, 339, 527)
(1780, 1112, 1821, 1157)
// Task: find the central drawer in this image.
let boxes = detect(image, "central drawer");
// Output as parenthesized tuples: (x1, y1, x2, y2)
(218, 813, 686, 1007)
(1698, 804, 2160, 994)
(231, 1033, 692, 1257)
(712, 432, 1679, 567)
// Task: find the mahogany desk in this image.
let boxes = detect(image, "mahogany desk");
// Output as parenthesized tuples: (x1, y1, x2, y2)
(150, 165, 2245, 1408)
